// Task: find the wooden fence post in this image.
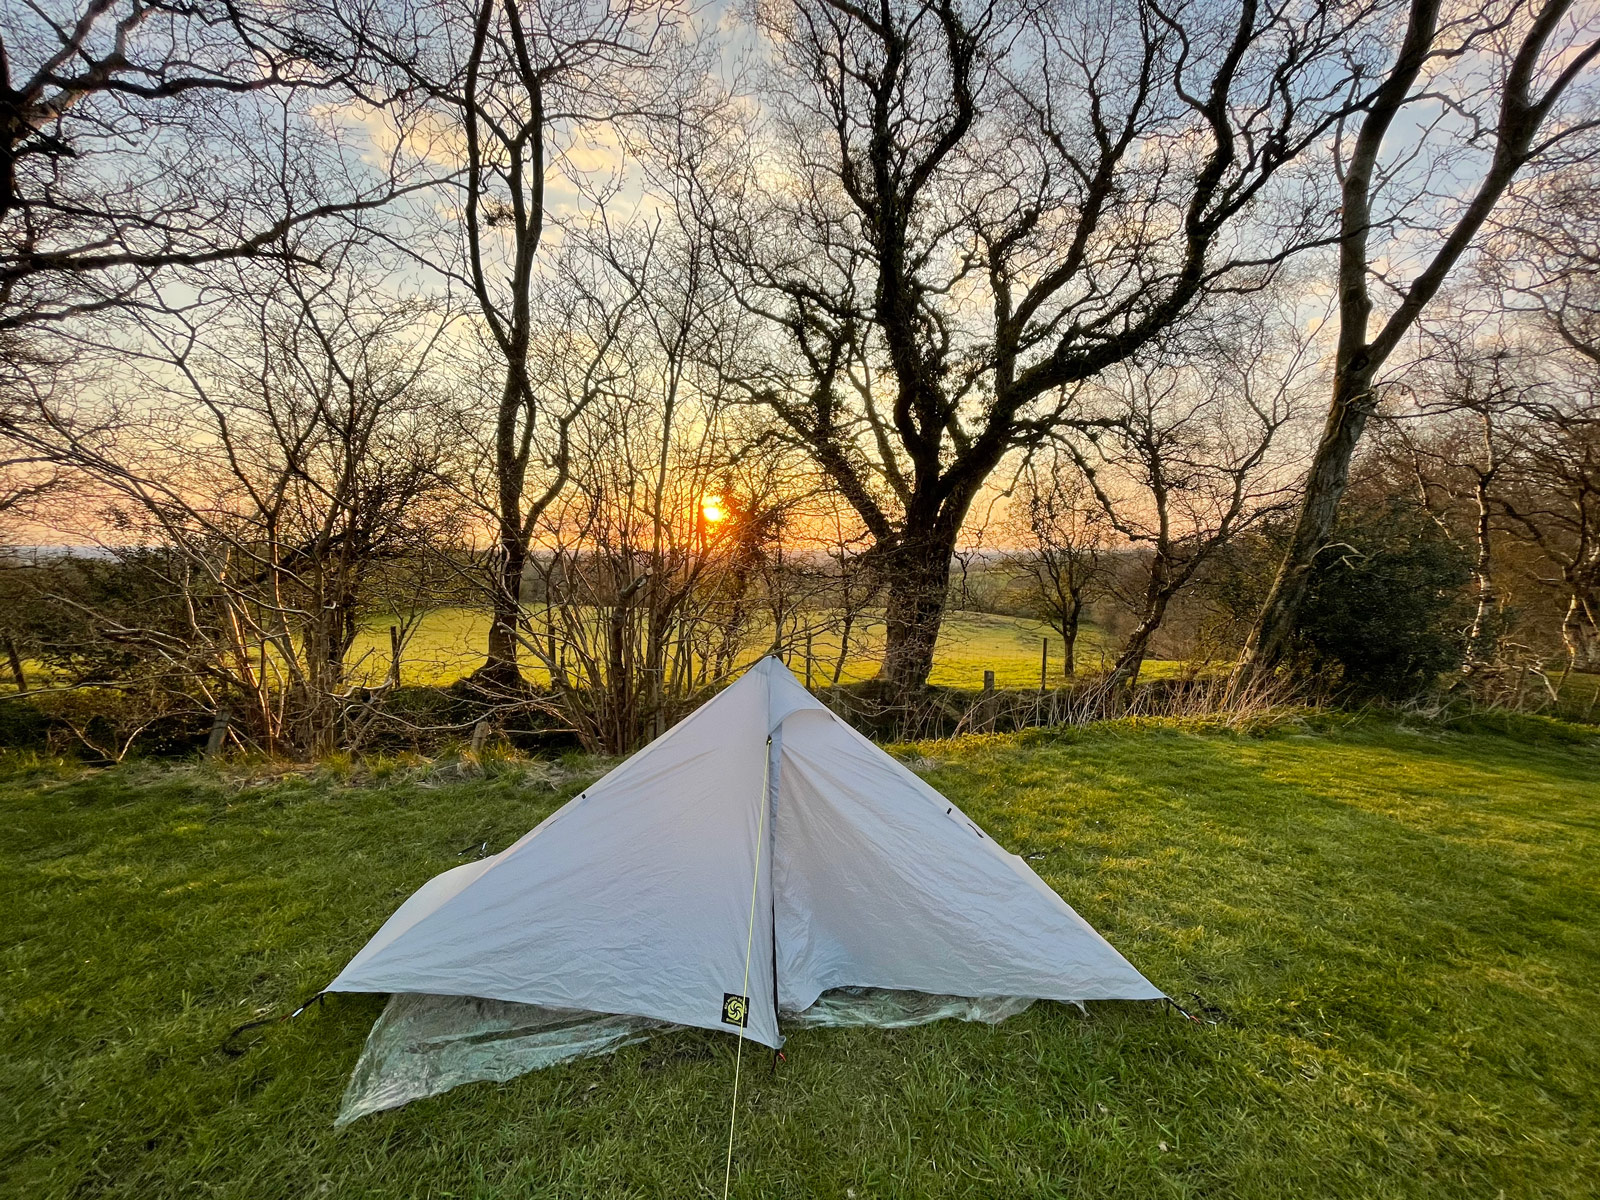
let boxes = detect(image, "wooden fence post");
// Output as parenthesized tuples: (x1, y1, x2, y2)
(3, 635, 26, 694)
(982, 669, 995, 732)
(1040, 638, 1048, 692)
(805, 633, 814, 690)
(204, 707, 231, 757)
(388, 625, 402, 689)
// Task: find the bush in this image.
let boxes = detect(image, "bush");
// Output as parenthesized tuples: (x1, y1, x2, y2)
(1218, 494, 1473, 701)
(0, 697, 49, 748)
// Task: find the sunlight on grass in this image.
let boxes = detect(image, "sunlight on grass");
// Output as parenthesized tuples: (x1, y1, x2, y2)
(346, 607, 1179, 691)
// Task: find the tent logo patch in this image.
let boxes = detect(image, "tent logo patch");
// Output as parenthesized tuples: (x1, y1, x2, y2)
(721, 993, 749, 1027)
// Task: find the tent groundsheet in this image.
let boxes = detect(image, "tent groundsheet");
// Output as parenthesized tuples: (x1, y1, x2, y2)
(337, 988, 1039, 1125)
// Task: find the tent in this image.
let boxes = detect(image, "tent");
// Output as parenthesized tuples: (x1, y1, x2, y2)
(327, 656, 1163, 1123)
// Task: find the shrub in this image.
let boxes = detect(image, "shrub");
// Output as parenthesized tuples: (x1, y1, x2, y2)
(1218, 494, 1473, 701)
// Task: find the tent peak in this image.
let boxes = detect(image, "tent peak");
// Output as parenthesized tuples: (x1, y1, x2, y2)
(743, 654, 828, 732)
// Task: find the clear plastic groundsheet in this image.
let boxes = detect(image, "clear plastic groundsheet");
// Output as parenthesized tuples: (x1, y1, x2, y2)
(336, 995, 673, 1127)
(336, 988, 1036, 1126)
(783, 987, 1035, 1030)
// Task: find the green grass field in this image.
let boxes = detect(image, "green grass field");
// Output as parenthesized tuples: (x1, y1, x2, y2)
(3, 715, 1596, 1198)
(10, 607, 1150, 704)
(350, 607, 1164, 690)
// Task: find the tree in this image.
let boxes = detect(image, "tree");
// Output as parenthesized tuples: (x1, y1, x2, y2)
(704, 0, 1377, 691)
(348, 0, 701, 689)
(0, 4, 443, 711)
(1494, 374, 1600, 675)
(1061, 319, 1305, 686)
(1376, 325, 1522, 674)
(0, 1, 427, 332)
(1489, 160, 1600, 675)
(1379, 305, 1600, 685)
(1008, 456, 1108, 677)
(6, 242, 460, 754)
(513, 200, 832, 752)
(1236, 0, 1600, 682)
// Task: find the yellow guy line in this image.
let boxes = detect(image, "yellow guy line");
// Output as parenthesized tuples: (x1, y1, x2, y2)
(723, 734, 773, 1200)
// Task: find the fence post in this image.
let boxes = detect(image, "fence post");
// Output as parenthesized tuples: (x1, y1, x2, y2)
(204, 707, 231, 758)
(1040, 638, 1048, 692)
(3, 634, 26, 694)
(388, 624, 402, 689)
(982, 669, 995, 733)
(805, 633, 813, 690)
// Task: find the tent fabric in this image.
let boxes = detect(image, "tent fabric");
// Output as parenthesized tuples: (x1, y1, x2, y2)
(329, 661, 783, 1047)
(335, 987, 1039, 1126)
(772, 705, 1163, 1010)
(327, 656, 1162, 1079)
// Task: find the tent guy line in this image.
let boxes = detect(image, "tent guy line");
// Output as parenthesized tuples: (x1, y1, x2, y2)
(723, 734, 773, 1200)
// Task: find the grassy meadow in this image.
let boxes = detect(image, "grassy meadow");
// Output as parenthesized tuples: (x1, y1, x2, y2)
(347, 606, 1167, 690)
(3, 714, 1597, 1198)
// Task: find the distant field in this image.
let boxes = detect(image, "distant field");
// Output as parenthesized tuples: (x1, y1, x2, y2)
(348, 607, 1176, 690)
(8, 603, 1588, 705)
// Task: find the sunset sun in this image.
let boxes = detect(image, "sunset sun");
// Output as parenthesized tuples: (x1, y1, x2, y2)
(700, 495, 727, 524)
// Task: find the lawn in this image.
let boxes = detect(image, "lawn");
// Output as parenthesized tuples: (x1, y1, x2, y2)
(2, 715, 1597, 1198)
(349, 606, 1166, 690)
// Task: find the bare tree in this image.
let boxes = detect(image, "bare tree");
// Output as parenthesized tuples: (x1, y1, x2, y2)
(0, 398, 67, 695)
(521, 218, 805, 751)
(700, 0, 1377, 691)
(7, 241, 460, 754)
(1237, 0, 1600, 682)
(1494, 375, 1600, 677)
(0, 5, 444, 729)
(0, 1, 430, 333)
(1496, 165, 1600, 675)
(1378, 326, 1528, 676)
(1063, 321, 1305, 687)
(1007, 455, 1108, 677)
(344, 0, 702, 688)
(1373, 281, 1600, 692)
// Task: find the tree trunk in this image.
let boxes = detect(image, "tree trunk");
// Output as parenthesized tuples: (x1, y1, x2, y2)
(1563, 585, 1600, 675)
(1111, 593, 1172, 690)
(1463, 467, 1498, 671)
(300, 588, 353, 757)
(877, 533, 956, 692)
(1235, 372, 1376, 681)
(480, 536, 527, 690)
(1062, 593, 1083, 678)
(831, 607, 855, 687)
(1112, 547, 1189, 689)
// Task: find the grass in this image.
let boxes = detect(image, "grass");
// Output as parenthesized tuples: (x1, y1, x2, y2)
(349, 606, 1174, 690)
(2, 716, 1597, 1198)
(1552, 670, 1600, 724)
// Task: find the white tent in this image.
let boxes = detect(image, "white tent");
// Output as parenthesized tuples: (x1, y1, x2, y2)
(327, 657, 1162, 1122)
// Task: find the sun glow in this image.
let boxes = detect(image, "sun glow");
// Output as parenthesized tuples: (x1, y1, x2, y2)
(700, 496, 727, 524)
